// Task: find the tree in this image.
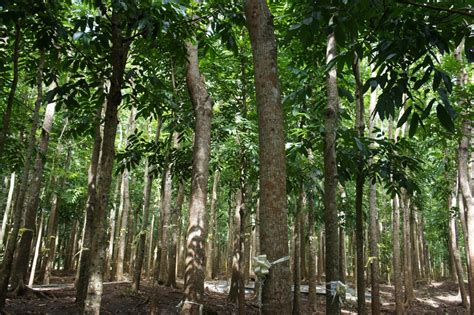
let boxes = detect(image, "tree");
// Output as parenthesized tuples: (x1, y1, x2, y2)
(244, 0, 291, 313)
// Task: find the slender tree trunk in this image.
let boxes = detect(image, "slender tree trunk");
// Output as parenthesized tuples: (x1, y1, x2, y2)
(308, 192, 317, 313)
(106, 177, 121, 280)
(84, 10, 129, 313)
(11, 63, 56, 296)
(167, 181, 184, 288)
(393, 194, 404, 314)
(244, 1, 291, 313)
(339, 224, 346, 283)
(180, 7, 214, 312)
(0, 172, 15, 247)
(0, 51, 45, 309)
(458, 118, 474, 315)
(206, 170, 220, 280)
(352, 53, 366, 314)
(75, 106, 102, 309)
(292, 188, 305, 315)
(28, 213, 44, 286)
(322, 16, 341, 315)
(368, 79, 381, 314)
(402, 191, 415, 305)
(0, 21, 21, 156)
(159, 153, 173, 284)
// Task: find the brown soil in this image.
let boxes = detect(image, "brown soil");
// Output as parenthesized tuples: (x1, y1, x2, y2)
(3, 273, 467, 314)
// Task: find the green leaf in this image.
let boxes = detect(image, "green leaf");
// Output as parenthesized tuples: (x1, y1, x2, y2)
(397, 106, 412, 128)
(408, 113, 419, 137)
(436, 104, 454, 132)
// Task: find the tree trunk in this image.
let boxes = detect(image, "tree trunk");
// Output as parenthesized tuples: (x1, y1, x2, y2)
(0, 21, 21, 156)
(11, 66, 56, 296)
(206, 170, 220, 280)
(167, 181, 184, 288)
(393, 194, 404, 314)
(352, 52, 366, 315)
(180, 8, 214, 312)
(368, 77, 381, 314)
(75, 105, 103, 309)
(402, 191, 415, 305)
(0, 50, 45, 309)
(28, 213, 44, 286)
(458, 118, 474, 315)
(308, 192, 317, 313)
(322, 16, 341, 315)
(106, 177, 121, 280)
(292, 188, 305, 315)
(84, 10, 129, 313)
(0, 172, 15, 247)
(159, 152, 173, 284)
(244, 1, 291, 313)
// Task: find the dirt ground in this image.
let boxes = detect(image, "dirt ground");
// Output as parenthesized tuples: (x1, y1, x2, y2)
(2, 272, 468, 314)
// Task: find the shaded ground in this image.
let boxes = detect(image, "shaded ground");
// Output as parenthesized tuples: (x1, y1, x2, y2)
(3, 272, 467, 314)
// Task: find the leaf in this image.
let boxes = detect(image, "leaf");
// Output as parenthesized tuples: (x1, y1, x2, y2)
(432, 70, 441, 91)
(397, 106, 412, 128)
(338, 87, 354, 102)
(408, 112, 419, 137)
(436, 104, 454, 132)
(421, 99, 435, 119)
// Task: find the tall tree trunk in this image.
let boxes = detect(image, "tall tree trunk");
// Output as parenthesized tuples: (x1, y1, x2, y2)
(158, 150, 173, 284)
(0, 51, 45, 309)
(244, 1, 291, 313)
(206, 170, 220, 280)
(353, 53, 366, 315)
(0, 172, 15, 246)
(11, 92, 56, 294)
(393, 194, 404, 314)
(292, 188, 305, 315)
(167, 181, 184, 288)
(458, 118, 474, 314)
(180, 6, 214, 312)
(84, 10, 129, 313)
(75, 106, 103, 308)
(28, 213, 44, 286)
(402, 191, 415, 304)
(0, 21, 21, 156)
(368, 77, 381, 314)
(308, 192, 317, 313)
(322, 16, 341, 315)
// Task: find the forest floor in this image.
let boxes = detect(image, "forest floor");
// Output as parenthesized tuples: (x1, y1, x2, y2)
(2, 271, 467, 314)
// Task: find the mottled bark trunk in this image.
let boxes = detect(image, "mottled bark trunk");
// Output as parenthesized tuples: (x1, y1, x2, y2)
(75, 105, 103, 309)
(353, 53, 366, 315)
(28, 214, 44, 286)
(244, 1, 291, 313)
(159, 156, 173, 284)
(339, 224, 346, 283)
(0, 51, 44, 309)
(12, 68, 55, 296)
(393, 195, 404, 314)
(0, 22, 21, 156)
(84, 10, 129, 313)
(206, 170, 220, 280)
(458, 118, 474, 315)
(322, 17, 341, 315)
(402, 191, 414, 305)
(180, 9, 213, 312)
(368, 78, 381, 314)
(292, 188, 305, 315)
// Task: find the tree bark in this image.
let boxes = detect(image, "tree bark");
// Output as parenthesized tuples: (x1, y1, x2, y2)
(0, 51, 45, 309)
(352, 52, 366, 315)
(159, 146, 173, 284)
(28, 214, 44, 286)
(393, 194, 404, 314)
(402, 191, 415, 305)
(292, 188, 305, 315)
(84, 9, 129, 313)
(0, 21, 21, 156)
(75, 105, 103, 309)
(244, 1, 291, 313)
(308, 192, 317, 313)
(323, 16, 341, 315)
(368, 74, 381, 314)
(180, 8, 214, 312)
(11, 91, 57, 294)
